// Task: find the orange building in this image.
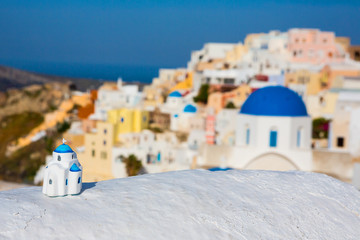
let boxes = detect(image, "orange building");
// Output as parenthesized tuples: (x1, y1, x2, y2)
(207, 84, 251, 113)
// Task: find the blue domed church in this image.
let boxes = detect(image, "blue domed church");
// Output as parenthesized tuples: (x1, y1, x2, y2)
(42, 139, 83, 197)
(228, 86, 312, 171)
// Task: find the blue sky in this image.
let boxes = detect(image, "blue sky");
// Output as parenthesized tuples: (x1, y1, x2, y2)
(0, 0, 359, 68)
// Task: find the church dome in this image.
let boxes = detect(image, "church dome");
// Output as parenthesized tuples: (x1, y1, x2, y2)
(240, 86, 308, 117)
(169, 91, 182, 97)
(183, 104, 197, 113)
(54, 144, 74, 153)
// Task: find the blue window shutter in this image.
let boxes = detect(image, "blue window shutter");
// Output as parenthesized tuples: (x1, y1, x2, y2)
(246, 128, 250, 145)
(297, 130, 301, 147)
(270, 131, 277, 147)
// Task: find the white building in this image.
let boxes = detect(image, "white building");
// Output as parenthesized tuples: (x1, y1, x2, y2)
(187, 43, 236, 70)
(215, 109, 237, 145)
(91, 78, 143, 120)
(42, 140, 83, 197)
(328, 91, 360, 156)
(201, 86, 313, 171)
(111, 130, 191, 178)
(200, 69, 255, 86)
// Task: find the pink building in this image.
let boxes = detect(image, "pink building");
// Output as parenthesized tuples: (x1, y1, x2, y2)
(205, 115, 216, 145)
(288, 29, 345, 64)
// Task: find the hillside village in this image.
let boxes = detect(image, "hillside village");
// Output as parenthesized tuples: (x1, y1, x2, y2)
(2, 28, 360, 186)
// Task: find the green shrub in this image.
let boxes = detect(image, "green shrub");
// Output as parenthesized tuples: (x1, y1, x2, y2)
(312, 118, 330, 139)
(225, 101, 236, 109)
(193, 84, 210, 104)
(122, 154, 143, 176)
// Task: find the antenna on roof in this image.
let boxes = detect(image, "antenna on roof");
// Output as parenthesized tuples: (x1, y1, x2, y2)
(62, 138, 67, 144)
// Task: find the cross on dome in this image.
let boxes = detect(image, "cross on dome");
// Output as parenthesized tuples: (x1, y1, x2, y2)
(63, 138, 67, 144)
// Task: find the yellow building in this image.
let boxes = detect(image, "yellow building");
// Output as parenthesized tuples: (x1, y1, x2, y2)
(285, 69, 328, 96)
(244, 33, 265, 49)
(306, 91, 339, 118)
(143, 86, 164, 107)
(78, 121, 115, 182)
(225, 43, 248, 63)
(107, 109, 149, 143)
(170, 72, 193, 92)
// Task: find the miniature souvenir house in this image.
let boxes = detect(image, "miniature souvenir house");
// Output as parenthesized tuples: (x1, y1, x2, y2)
(42, 139, 83, 197)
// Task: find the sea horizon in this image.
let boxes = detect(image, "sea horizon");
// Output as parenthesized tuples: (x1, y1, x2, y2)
(0, 60, 181, 84)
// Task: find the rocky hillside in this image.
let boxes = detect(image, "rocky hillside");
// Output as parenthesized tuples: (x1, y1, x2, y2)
(0, 83, 78, 182)
(0, 65, 103, 91)
(0, 170, 359, 239)
(0, 83, 71, 120)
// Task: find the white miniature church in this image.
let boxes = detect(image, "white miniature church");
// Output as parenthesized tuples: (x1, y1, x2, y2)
(42, 139, 83, 197)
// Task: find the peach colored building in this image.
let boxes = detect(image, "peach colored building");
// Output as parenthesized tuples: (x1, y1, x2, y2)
(207, 85, 251, 113)
(288, 29, 345, 64)
(285, 69, 329, 96)
(322, 64, 360, 88)
(82, 119, 96, 133)
(205, 114, 215, 145)
(207, 92, 224, 113)
(349, 46, 360, 61)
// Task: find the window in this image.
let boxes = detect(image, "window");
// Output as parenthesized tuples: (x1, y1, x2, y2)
(269, 130, 278, 148)
(355, 51, 360, 59)
(246, 128, 250, 145)
(297, 128, 303, 148)
(92, 150, 95, 157)
(337, 137, 344, 147)
(103, 140, 106, 146)
(66, 179, 68, 185)
(57, 155, 61, 161)
(101, 151, 107, 159)
(121, 117, 124, 123)
(49, 179, 52, 184)
(78, 177, 81, 184)
(104, 129, 107, 134)
(224, 78, 235, 85)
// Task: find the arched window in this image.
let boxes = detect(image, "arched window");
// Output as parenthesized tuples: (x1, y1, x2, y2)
(157, 152, 161, 162)
(57, 155, 61, 161)
(245, 125, 250, 145)
(49, 179, 52, 184)
(269, 128, 278, 148)
(66, 179, 68, 185)
(78, 177, 81, 184)
(297, 127, 303, 148)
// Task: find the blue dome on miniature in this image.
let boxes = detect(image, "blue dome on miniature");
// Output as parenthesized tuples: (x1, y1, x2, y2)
(70, 163, 81, 172)
(169, 91, 182, 97)
(54, 144, 74, 153)
(208, 167, 233, 172)
(183, 104, 197, 113)
(240, 86, 308, 117)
